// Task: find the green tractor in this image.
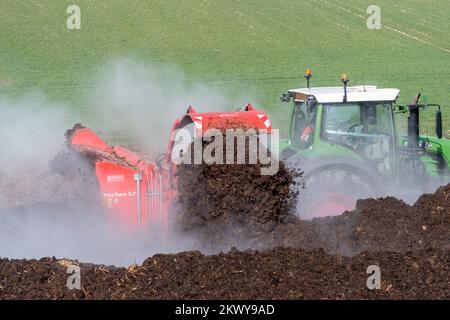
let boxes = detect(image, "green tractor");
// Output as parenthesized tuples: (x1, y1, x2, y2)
(280, 70, 450, 219)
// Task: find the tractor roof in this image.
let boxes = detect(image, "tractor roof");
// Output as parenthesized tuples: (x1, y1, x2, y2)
(288, 86, 400, 104)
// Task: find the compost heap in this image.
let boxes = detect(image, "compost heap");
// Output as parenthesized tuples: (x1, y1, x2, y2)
(0, 130, 449, 299)
(175, 135, 299, 250)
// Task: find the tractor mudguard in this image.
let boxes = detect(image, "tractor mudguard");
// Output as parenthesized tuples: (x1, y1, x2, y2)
(426, 136, 450, 169)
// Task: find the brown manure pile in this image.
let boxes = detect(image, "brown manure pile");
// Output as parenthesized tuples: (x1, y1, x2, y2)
(1, 131, 449, 300)
(272, 184, 450, 256)
(0, 247, 448, 299)
(175, 136, 299, 250)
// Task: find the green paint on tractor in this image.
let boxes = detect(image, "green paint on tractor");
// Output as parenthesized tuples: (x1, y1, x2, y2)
(279, 72, 450, 219)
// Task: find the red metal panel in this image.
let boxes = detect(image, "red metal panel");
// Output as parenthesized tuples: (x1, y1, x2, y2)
(113, 146, 149, 171)
(71, 128, 112, 153)
(94, 161, 171, 235)
(172, 105, 272, 137)
(95, 161, 141, 234)
(68, 104, 272, 236)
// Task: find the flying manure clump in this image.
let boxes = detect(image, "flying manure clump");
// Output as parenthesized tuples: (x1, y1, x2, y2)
(175, 134, 301, 249)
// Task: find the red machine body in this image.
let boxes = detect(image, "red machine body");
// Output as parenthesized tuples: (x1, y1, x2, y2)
(69, 105, 272, 234)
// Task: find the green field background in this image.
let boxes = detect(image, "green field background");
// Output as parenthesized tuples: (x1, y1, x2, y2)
(1, 0, 449, 138)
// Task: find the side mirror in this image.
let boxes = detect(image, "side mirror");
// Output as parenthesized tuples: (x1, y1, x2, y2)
(436, 110, 443, 139)
(280, 93, 291, 103)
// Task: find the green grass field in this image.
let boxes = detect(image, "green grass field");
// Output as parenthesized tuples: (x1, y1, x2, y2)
(1, 0, 450, 135)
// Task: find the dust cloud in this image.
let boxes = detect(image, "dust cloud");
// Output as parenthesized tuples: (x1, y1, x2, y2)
(0, 58, 255, 266)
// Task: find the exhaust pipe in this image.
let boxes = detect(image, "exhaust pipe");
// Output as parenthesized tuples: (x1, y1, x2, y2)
(436, 109, 443, 139)
(407, 93, 421, 148)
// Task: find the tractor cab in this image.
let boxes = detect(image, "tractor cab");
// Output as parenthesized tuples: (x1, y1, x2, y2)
(281, 70, 450, 219)
(282, 73, 400, 178)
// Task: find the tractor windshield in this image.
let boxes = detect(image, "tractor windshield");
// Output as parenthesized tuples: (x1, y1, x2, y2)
(322, 102, 395, 175)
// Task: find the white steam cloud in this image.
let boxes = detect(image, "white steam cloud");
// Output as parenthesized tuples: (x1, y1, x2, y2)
(0, 58, 256, 266)
(0, 93, 70, 169)
(84, 58, 256, 153)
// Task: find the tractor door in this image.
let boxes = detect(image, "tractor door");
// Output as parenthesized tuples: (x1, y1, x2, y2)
(290, 100, 317, 149)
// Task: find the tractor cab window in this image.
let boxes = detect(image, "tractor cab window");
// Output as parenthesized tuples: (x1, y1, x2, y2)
(323, 102, 395, 175)
(324, 104, 362, 136)
(291, 101, 316, 149)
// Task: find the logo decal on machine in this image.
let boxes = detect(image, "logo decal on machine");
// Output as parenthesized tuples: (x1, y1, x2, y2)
(102, 192, 136, 198)
(107, 175, 125, 183)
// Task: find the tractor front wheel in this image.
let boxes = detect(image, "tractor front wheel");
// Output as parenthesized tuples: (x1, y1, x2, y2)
(297, 168, 375, 219)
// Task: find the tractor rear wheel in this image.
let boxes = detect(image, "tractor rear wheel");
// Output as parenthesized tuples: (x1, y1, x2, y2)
(297, 168, 375, 219)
